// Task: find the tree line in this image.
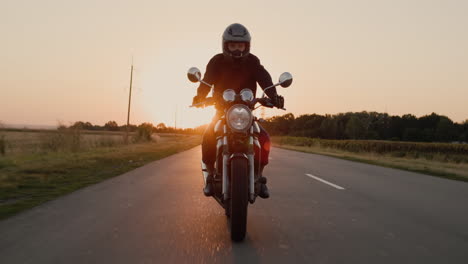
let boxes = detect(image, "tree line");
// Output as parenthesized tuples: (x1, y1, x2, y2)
(261, 112, 468, 143)
(69, 121, 207, 135)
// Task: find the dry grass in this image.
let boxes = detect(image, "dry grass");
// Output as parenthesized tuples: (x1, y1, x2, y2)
(0, 133, 201, 220)
(273, 137, 468, 182)
(0, 130, 128, 154)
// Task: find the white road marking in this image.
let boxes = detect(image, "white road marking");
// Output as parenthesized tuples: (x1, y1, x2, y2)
(305, 174, 345, 190)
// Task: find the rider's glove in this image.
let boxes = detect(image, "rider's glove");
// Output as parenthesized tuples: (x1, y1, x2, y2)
(271, 95, 284, 109)
(192, 95, 205, 107)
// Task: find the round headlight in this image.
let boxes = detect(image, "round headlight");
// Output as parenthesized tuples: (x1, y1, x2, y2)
(240, 89, 254, 102)
(223, 89, 236, 102)
(227, 104, 253, 132)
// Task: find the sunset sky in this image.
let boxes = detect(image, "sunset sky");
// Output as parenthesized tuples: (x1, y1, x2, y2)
(1, 0, 467, 128)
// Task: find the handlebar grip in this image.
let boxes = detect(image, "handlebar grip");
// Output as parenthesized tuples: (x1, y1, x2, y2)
(256, 97, 286, 110)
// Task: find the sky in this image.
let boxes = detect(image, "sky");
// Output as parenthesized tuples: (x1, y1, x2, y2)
(1, 0, 467, 128)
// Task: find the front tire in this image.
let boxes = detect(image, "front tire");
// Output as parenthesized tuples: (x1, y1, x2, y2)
(229, 157, 249, 242)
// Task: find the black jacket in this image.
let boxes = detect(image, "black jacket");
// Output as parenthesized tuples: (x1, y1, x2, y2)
(196, 53, 278, 109)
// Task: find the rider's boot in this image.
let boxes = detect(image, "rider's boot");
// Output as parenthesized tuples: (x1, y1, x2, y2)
(258, 165, 270, 199)
(203, 162, 215, 197)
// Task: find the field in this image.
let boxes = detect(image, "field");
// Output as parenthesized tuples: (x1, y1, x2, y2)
(0, 129, 201, 219)
(273, 136, 468, 181)
(1, 130, 138, 154)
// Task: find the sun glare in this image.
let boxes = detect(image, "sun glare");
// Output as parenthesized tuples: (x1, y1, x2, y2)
(179, 107, 215, 128)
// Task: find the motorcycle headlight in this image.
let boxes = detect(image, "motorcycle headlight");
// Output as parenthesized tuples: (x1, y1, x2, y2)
(223, 89, 236, 102)
(240, 89, 254, 102)
(227, 104, 253, 132)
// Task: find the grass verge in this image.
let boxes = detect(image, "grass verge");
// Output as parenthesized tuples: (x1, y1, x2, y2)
(0, 135, 201, 220)
(272, 137, 468, 183)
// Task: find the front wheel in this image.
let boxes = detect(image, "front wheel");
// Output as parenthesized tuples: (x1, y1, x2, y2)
(229, 157, 249, 242)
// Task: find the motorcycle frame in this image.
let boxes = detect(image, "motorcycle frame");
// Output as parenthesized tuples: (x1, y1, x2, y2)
(210, 113, 261, 208)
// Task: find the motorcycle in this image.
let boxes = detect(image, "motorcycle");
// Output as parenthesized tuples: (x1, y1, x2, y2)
(187, 67, 293, 241)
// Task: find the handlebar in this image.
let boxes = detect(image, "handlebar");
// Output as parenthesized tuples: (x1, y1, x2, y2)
(189, 97, 216, 108)
(255, 97, 286, 110)
(190, 97, 286, 110)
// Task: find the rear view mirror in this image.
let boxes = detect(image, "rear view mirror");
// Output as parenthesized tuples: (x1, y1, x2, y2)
(279, 72, 293, 88)
(187, 67, 202, 83)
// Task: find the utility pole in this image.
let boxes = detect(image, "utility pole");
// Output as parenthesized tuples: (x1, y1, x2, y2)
(125, 58, 134, 144)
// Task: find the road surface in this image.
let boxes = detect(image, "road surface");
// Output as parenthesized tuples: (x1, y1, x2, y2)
(1, 147, 467, 263)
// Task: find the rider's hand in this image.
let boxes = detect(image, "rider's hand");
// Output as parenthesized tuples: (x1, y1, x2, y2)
(271, 95, 284, 109)
(192, 95, 205, 107)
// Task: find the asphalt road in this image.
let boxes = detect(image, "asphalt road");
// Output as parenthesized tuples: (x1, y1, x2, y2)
(1, 147, 468, 263)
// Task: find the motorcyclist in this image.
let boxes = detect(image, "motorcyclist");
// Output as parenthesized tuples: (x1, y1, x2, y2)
(192, 23, 284, 199)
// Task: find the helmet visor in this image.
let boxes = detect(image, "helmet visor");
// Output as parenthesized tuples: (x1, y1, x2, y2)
(227, 42, 246, 52)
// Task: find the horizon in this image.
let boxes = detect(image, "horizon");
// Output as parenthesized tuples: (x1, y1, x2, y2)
(2, 0, 468, 128)
(2, 110, 466, 131)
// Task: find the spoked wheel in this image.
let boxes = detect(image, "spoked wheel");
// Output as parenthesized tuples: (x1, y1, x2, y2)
(229, 157, 249, 242)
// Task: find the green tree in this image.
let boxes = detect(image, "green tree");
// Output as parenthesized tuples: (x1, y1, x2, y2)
(345, 115, 366, 139)
(403, 128, 422, 141)
(319, 116, 338, 139)
(435, 116, 455, 142)
(156, 123, 167, 132)
(104, 121, 119, 131)
(134, 122, 154, 142)
(265, 113, 295, 135)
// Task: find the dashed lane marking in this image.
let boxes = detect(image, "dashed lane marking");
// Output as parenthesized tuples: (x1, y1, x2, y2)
(305, 173, 345, 190)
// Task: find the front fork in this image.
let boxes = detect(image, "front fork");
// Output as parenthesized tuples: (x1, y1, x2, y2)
(222, 125, 229, 200)
(248, 126, 255, 203)
(221, 125, 256, 203)
(204, 122, 258, 203)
